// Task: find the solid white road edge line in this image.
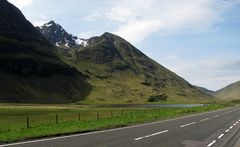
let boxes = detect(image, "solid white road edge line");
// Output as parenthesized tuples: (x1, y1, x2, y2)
(134, 130, 168, 141)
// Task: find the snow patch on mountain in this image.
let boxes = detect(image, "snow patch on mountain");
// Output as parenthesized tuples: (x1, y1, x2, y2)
(44, 23, 53, 27)
(74, 38, 88, 47)
(37, 21, 89, 48)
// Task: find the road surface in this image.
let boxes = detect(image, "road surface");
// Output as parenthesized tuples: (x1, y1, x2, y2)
(2, 106, 240, 147)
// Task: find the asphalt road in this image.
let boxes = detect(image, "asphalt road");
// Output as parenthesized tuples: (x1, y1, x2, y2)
(2, 106, 240, 147)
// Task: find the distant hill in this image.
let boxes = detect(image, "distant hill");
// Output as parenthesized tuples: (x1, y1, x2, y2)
(38, 22, 213, 103)
(0, 0, 91, 103)
(214, 81, 240, 100)
(194, 86, 214, 95)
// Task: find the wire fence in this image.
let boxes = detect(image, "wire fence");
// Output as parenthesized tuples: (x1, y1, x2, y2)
(0, 108, 154, 130)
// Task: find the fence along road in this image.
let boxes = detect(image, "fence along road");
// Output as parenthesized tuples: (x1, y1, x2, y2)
(2, 106, 240, 147)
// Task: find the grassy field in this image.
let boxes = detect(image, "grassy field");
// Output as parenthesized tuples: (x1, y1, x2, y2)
(0, 103, 233, 143)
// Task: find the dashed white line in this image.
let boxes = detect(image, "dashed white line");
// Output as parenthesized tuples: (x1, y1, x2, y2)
(180, 122, 196, 128)
(207, 140, 216, 147)
(134, 137, 143, 140)
(218, 133, 224, 139)
(207, 117, 240, 147)
(134, 130, 168, 141)
(200, 118, 209, 122)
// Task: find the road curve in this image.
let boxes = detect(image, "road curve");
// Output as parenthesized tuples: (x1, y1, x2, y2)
(1, 106, 240, 147)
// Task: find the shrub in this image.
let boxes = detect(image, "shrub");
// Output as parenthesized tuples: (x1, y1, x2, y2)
(148, 94, 168, 102)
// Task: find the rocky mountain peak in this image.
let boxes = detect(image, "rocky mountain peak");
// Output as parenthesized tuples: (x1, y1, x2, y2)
(37, 21, 88, 48)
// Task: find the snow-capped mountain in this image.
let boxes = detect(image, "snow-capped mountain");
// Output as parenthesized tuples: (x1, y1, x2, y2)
(36, 21, 88, 48)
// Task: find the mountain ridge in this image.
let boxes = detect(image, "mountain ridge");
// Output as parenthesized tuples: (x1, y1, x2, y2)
(0, 0, 213, 104)
(36, 21, 88, 49)
(38, 21, 213, 103)
(194, 86, 214, 95)
(0, 0, 91, 103)
(215, 81, 240, 100)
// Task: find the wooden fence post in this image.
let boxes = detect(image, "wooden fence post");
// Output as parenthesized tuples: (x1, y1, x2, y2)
(97, 112, 99, 120)
(78, 113, 81, 121)
(27, 116, 29, 129)
(56, 113, 58, 124)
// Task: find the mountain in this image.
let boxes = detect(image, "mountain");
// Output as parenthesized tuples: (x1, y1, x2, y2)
(0, 0, 91, 103)
(194, 86, 214, 95)
(214, 81, 240, 100)
(38, 21, 213, 103)
(77, 33, 213, 102)
(36, 21, 87, 49)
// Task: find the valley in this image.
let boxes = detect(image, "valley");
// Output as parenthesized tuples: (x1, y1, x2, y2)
(0, 0, 239, 146)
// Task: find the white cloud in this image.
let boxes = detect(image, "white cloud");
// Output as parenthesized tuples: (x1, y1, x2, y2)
(32, 20, 48, 26)
(30, 15, 49, 26)
(163, 54, 179, 60)
(8, 0, 33, 8)
(159, 58, 240, 91)
(78, 31, 100, 39)
(89, 0, 237, 44)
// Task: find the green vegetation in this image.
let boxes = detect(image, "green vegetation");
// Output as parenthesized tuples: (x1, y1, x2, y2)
(194, 85, 214, 95)
(1, 0, 214, 104)
(215, 81, 240, 100)
(148, 94, 168, 102)
(0, 0, 92, 103)
(0, 103, 232, 143)
(57, 32, 214, 104)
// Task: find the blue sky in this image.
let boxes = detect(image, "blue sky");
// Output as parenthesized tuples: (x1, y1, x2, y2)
(8, 0, 240, 91)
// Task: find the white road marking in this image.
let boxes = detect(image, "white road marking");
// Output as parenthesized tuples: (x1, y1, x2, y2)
(230, 126, 233, 129)
(225, 129, 230, 133)
(207, 140, 216, 147)
(213, 115, 219, 118)
(134, 130, 168, 141)
(233, 123, 236, 126)
(180, 122, 196, 128)
(134, 137, 143, 140)
(218, 133, 224, 139)
(200, 118, 209, 122)
(1, 107, 238, 147)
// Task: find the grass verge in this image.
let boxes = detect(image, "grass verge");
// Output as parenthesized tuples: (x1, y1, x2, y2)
(0, 103, 233, 143)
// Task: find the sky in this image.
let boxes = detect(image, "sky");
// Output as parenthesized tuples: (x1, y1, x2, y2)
(8, 0, 240, 91)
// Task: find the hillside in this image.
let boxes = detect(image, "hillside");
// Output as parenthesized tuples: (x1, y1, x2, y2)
(194, 86, 214, 95)
(215, 81, 240, 100)
(38, 22, 213, 104)
(0, 0, 91, 103)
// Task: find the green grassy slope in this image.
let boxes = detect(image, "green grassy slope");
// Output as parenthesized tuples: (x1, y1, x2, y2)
(0, 103, 231, 142)
(215, 81, 240, 100)
(194, 85, 214, 95)
(57, 32, 213, 104)
(0, 0, 91, 103)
